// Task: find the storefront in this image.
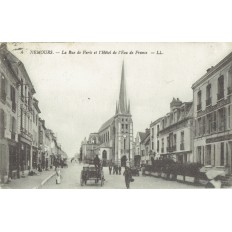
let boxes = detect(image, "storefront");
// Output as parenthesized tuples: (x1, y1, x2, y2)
(0, 138, 9, 183)
(19, 135, 32, 175)
(8, 139, 18, 179)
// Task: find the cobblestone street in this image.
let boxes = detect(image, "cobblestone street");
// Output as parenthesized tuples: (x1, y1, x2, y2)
(42, 162, 203, 189)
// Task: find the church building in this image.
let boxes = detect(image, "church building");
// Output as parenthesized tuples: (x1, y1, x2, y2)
(81, 62, 133, 166)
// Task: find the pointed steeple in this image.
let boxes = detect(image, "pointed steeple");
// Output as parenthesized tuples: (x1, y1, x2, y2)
(127, 100, 130, 114)
(118, 61, 128, 114)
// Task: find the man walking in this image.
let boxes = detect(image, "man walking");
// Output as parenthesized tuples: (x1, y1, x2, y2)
(123, 164, 133, 189)
(109, 163, 112, 175)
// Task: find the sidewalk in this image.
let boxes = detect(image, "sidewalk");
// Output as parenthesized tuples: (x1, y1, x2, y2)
(0, 169, 56, 189)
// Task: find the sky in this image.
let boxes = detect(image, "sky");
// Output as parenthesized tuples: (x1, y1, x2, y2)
(8, 42, 232, 157)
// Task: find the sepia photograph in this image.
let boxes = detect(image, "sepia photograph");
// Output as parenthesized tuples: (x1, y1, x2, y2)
(1, 42, 232, 189)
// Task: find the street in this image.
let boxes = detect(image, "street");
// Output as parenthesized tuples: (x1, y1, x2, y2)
(42, 162, 202, 189)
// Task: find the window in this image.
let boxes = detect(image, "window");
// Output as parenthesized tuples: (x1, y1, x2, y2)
(228, 105, 231, 129)
(220, 142, 224, 166)
(11, 116, 16, 140)
(0, 109, 6, 138)
(173, 134, 177, 151)
(206, 145, 211, 165)
(206, 113, 212, 134)
(157, 140, 159, 152)
(21, 79, 24, 98)
(20, 108, 23, 129)
(125, 124, 128, 130)
(10, 85, 16, 111)
(121, 124, 124, 129)
(212, 111, 217, 132)
(197, 117, 202, 136)
(161, 138, 164, 150)
(218, 108, 226, 132)
(217, 75, 224, 100)
(157, 125, 160, 136)
(152, 128, 154, 137)
(180, 131, 184, 150)
(124, 138, 126, 150)
(1, 74, 6, 102)
(202, 116, 206, 135)
(228, 67, 232, 95)
(152, 141, 154, 150)
(197, 146, 202, 164)
(206, 84, 211, 106)
(197, 90, 202, 111)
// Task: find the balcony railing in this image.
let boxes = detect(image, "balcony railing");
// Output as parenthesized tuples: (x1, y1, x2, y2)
(217, 92, 224, 101)
(197, 103, 202, 111)
(166, 145, 177, 152)
(180, 143, 184, 150)
(206, 97, 212, 106)
(228, 87, 232, 95)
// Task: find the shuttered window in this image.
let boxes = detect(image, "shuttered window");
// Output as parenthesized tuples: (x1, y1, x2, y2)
(0, 109, 6, 138)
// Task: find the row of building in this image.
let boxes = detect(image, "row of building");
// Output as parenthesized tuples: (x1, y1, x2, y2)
(136, 51, 232, 174)
(0, 43, 67, 183)
(80, 51, 232, 175)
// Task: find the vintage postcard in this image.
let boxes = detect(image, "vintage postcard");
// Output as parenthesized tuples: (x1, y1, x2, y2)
(1, 42, 232, 189)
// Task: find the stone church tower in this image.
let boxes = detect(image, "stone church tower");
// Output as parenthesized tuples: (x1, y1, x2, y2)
(114, 62, 133, 165)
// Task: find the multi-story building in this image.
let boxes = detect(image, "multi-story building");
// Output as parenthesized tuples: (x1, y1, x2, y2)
(192, 52, 232, 173)
(158, 98, 194, 163)
(150, 117, 163, 159)
(140, 129, 150, 164)
(17, 58, 36, 175)
(32, 98, 40, 169)
(0, 43, 20, 182)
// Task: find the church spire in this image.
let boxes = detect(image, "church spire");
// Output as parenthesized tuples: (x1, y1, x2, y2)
(127, 100, 130, 114)
(118, 61, 128, 114)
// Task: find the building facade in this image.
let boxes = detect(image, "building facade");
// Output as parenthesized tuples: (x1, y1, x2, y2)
(192, 52, 232, 173)
(140, 129, 150, 164)
(158, 98, 194, 163)
(150, 117, 163, 160)
(81, 62, 134, 166)
(0, 43, 20, 182)
(32, 98, 40, 169)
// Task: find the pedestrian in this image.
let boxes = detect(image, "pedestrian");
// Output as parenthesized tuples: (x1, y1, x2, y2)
(118, 165, 121, 175)
(123, 164, 133, 189)
(109, 164, 112, 175)
(56, 166, 62, 184)
(112, 164, 115, 175)
(115, 165, 118, 175)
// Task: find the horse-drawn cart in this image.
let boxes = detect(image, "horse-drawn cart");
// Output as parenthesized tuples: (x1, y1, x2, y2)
(80, 164, 105, 186)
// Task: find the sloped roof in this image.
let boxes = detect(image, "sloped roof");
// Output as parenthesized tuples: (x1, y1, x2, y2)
(98, 116, 114, 133)
(138, 132, 146, 141)
(141, 131, 150, 144)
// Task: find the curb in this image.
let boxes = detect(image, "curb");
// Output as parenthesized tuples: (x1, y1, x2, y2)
(33, 172, 56, 189)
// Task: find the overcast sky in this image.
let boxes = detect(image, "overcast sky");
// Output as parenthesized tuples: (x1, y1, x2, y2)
(8, 43, 232, 157)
